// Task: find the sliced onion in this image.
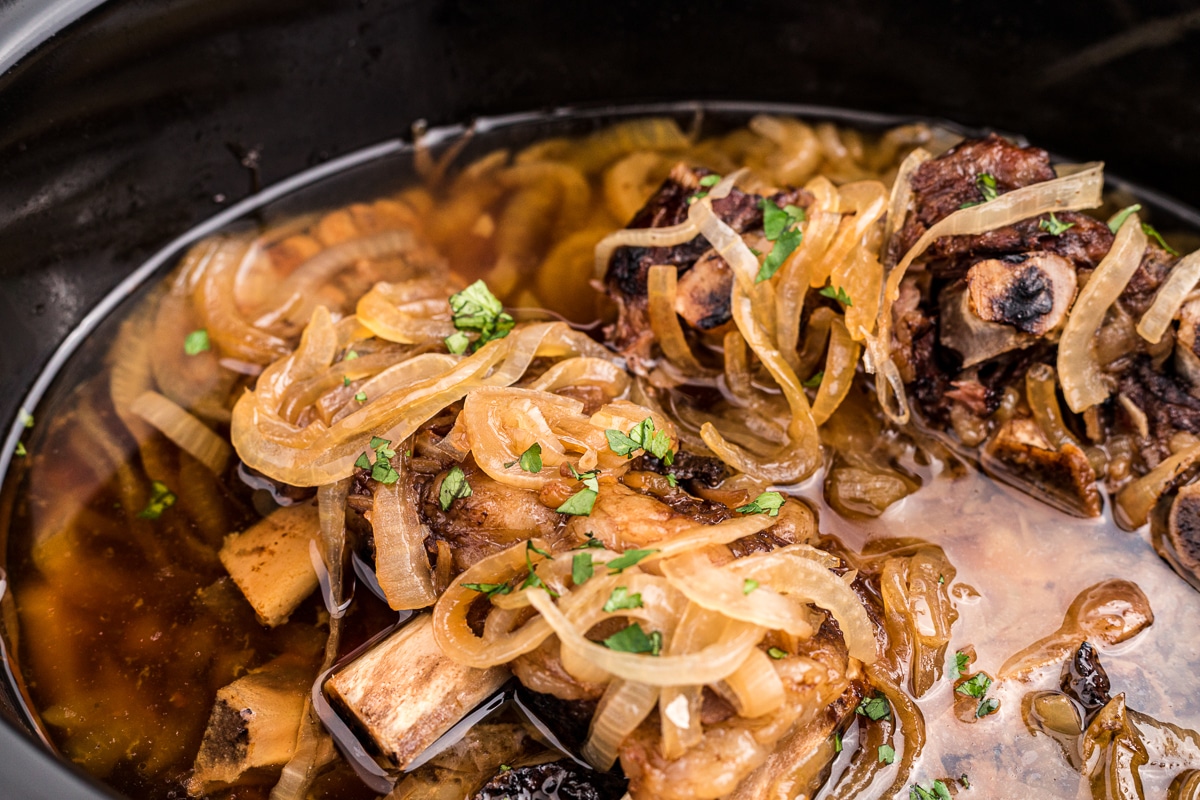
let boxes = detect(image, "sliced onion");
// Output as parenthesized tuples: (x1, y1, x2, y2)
(776, 177, 840, 363)
(727, 545, 878, 664)
(879, 161, 1106, 422)
(652, 513, 779, 560)
(1114, 442, 1200, 529)
(593, 220, 700, 280)
(524, 357, 630, 399)
(1137, 248, 1200, 344)
(1058, 215, 1147, 413)
(882, 148, 931, 261)
(193, 234, 292, 364)
(809, 180, 886, 291)
(527, 589, 763, 687)
(660, 551, 815, 637)
(462, 387, 581, 488)
(715, 647, 785, 719)
(355, 279, 458, 344)
(648, 264, 712, 375)
(368, 469, 437, 610)
(811, 317, 860, 426)
(130, 390, 232, 475)
(581, 680, 660, 770)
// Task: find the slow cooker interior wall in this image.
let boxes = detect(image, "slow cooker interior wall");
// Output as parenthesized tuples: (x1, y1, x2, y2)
(0, 0, 1197, 795)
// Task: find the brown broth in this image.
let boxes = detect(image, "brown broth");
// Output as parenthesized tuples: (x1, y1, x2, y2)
(2, 112, 1198, 800)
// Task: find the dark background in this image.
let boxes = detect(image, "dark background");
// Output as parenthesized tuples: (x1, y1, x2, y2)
(0, 0, 1198, 797)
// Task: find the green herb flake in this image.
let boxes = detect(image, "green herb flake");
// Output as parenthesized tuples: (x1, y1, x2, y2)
(605, 428, 640, 457)
(757, 227, 802, 283)
(448, 280, 515, 348)
(607, 417, 675, 464)
(743, 578, 759, 595)
(603, 586, 644, 613)
(1108, 203, 1142, 233)
(976, 173, 999, 202)
(463, 582, 512, 598)
(355, 392, 368, 403)
(527, 540, 553, 560)
(344, 350, 359, 361)
(855, 693, 891, 722)
(698, 174, 722, 188)
(371, 462, 399, 485)
(949, 651, 969, 681)
(515, 442, 542, 473)
(343, 376, 351, 387)
(1143, 222, 1180, 256)
(834, 732, 843, 753)
(138, 480, 177, 520)
(499, 765, 511, 772)
(438, 466, 472, 511)
(666, 473, 678, 488)
(606, 548, 658, 574)
(767, 646, 788, 659)
(1038, 212, 1074, 236)
(568, 464, 601, 492)
(956, 673, 992, 699)
(736, 491, 786, 517)
(183, 329, 211, 356)
(354, 453, 372, 470)
(961, 774, 971, 789)
(444, 331, 471, 355)
(878, 744, 896, 765)
(603, 623, 662, 655)
(910, 780, 953, 800)
(20, 409, 33, 429)
(576, 535, 606, 550)
(802, 371, 824, 389)
(572, 552, 594, 585)
(760, 198, 806, 241)
(14, 442, 26, 457)
(976, 697, 999, 717)
(520, 569, 558, 597)
(819, 284, 853, 306)
(557, 487, 597, 516)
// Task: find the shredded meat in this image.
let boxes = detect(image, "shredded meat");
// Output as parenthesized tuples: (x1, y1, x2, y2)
(1116, 356, 1200, 467)
(630, 448, 731, 488)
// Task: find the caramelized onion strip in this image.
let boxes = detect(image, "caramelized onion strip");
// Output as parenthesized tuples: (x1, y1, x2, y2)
(1136, 248, 1200, 344)
(648, 265, 711, 374)
(1114, 442, 1200, 529)
(811, 317, 861, 426)
(130, 391, 232, 475)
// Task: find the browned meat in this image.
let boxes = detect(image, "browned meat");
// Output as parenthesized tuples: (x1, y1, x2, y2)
(1116, 356, 1200, 467)
(924, 212, 1114, 276)
(630, 448, 731, 488)
(1164, 483, 1200, 583)
(983, 417, 1101, 517)
(511, 638, 606, 703)
(474, 760, 627, 800)
(892, 134, 1057, 259)
(420, 460, 566, 569)
(514, 684, 599, 754)
(604, 163, 811, 361)
(1118, 242, 1178, 318)
(675, 249, 734, 330)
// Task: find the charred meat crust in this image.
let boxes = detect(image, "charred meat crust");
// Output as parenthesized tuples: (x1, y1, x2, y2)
(630, 448, 731, 488)
(1116, 356, 1200, 466)
(984, 417, 1101, 517)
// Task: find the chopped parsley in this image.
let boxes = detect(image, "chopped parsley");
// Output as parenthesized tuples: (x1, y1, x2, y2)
(910, 780, 953, 800)
(957, 672, 998, 717)
(960, 774, 971, 789)
(605, 548, 657, 574)
(856, 693, 891, 722)
(606, 417, 674, 464)
(20, 409, 33, 429)
(448, 280, 515, 349)
(355, 436, 400, 484)
(960, 173, 999, 208)
(736, 491, 786, 517)
(819, 284, 853, 307)
(602, 622, 662, 655)
(444, 331, 471, 355)
(499, 765, 511, 772)
(343, 376, 351, 387)
(757, 198, 805, 284)
(557, 487, 597, 516)
(802, 371, 824, 389)
(949, 651, 969, 681)
(576, 534, 606, 550)
(183, 329, 211, 356)
(767, 646, 788, 659)
(1108, 203, 1141, 233)
(505, 442, 542, 473)
(1038, 212, 1074, 236)
(344, 350, 359, 361)
(463, 582, 512, 598)
(834, 732, 843, 753)
(14, 442, 26, 457)
(1143, 222, 1180, 256)
(666, 473, 678, 488)
(878, 744, 896, 765)
(603, 586, 644, 613)
(698, 174, 722, 188)
(438, 466, 472, 510)
(572, 552, 594, 585)
(354, 391, 368, 403)
(743, 578, 759, 595)
(138, 480, 177, 520)
(527, 540, 553, 560)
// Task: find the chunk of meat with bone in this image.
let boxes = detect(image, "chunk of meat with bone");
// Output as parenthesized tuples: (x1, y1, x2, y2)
(604, 163, 810, 362)
(1159, 482, 1200, 591)
(966, 253, 1077, 336)
(1116, 357, 1200, 467)
(922, 211, 1115, 275)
